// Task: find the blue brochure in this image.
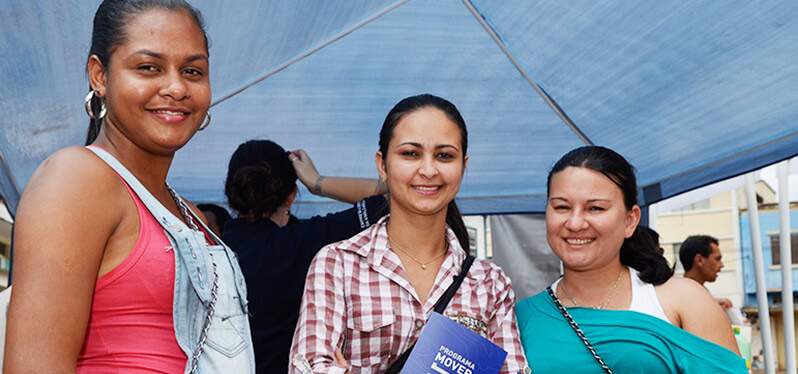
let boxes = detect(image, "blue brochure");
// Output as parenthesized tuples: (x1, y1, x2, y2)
(402, 312, 507, 374)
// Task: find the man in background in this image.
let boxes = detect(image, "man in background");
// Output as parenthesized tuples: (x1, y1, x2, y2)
(679, 235, 733, 310)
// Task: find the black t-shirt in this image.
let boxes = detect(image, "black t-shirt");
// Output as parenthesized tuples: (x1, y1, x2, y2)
(222, 195, 388, 374)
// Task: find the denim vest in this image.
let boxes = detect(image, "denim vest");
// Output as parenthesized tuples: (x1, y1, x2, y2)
(88, 147, 255, 373)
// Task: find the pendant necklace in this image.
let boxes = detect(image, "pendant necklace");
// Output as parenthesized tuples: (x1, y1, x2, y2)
(390, 238, 449, 270)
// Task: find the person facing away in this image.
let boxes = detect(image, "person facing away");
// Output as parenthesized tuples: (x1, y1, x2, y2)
(197, 203, 232, 237)
(515, 146, 745, 373)
(289, 94, 529, 373)
(680, 234, 734, 310)
(221, 139, 389, 373)
(5, 1, 256, 373)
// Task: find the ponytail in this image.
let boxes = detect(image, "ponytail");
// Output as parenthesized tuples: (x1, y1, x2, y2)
(620, 227, 673, 285)
(445, 200, 470, 253)
(85, 119, 101, 146)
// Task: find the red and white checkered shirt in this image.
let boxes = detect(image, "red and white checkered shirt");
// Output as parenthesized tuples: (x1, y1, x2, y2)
(289, 216, 529, 373)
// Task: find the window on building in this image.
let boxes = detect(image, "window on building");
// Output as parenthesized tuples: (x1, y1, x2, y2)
(671, 242, 683, 272)
(675, 199, 711, 212)
(0, 242, 8, 272)
(771, 233, 798, 266)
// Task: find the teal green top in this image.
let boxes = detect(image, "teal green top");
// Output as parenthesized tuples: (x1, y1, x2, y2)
(516, 291, 746, 373)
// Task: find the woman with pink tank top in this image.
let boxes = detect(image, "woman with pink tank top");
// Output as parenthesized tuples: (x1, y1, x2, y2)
(5, 1, 255, 373)
(75, 178, 186, 372)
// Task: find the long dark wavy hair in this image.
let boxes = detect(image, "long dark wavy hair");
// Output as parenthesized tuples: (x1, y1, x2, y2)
(84, 0, 208, 145)
(547, 146, 674, 285)
(378, 94, 470, 251)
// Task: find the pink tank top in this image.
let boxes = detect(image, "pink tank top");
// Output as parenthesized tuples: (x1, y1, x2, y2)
(76, 179, 187, 373)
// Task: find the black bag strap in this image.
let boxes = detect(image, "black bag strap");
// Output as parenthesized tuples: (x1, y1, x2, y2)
(546, 286, 613, 374)
(385, 255, 475, 374)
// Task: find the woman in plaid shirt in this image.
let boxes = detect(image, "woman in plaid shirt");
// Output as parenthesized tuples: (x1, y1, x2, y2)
(289, 94, 529, 373)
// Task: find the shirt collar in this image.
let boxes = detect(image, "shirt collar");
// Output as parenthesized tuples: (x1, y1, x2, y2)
(341, 215, 467, 269)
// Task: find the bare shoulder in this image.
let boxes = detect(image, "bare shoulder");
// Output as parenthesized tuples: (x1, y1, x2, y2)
(15, 146, 129, 251)
(21, 146, 124, 210)
(656, 276, 708, 299)
(656, 277, 739, 353)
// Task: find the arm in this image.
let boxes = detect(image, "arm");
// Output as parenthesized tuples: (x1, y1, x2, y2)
(286, 195, 388, 267)
(290, 149, 386, 204)
(658, 277, 740, 354)
(4, 148, 123, 373)
(716, 297, 733, 310)
(486, 265, 530, 374)
(289, 246, 348, 373)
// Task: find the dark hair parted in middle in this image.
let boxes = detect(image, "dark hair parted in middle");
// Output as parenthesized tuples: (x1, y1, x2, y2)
(225, 140, 297, 219)
(547, 146, 674, 285)
(85, 0, 209, 145)
(378, 94, 470, 251)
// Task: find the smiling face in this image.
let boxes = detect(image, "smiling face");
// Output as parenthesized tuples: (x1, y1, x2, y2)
(88, 8, 210, 155)
(376, 107, 467, 219)
(546, 166, 640, 272)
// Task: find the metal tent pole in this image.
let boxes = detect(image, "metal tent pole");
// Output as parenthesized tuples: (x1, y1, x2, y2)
(778, 161, 796, 373)
(746, 173, 776, 374)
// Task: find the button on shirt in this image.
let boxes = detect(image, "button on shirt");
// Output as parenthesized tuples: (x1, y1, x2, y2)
(289, 216, 529, 373)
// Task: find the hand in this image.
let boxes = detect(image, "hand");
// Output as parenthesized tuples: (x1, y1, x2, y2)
(289, 149, 322, 193)
(334, 348, 349, 373)
(717, 297, 733, 310)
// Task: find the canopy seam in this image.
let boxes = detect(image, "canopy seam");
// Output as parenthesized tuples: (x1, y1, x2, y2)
(460, 0, 594, 146)
(212, 0, 411, 107)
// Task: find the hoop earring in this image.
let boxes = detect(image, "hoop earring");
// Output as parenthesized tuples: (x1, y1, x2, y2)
(84, 90, 106, 119)
(198, 111, 211, 131)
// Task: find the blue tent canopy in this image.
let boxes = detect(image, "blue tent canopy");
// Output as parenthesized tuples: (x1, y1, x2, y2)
(2, 0, 797, 217)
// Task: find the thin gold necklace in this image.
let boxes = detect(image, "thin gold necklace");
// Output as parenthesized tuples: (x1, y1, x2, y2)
(560, 268, 625, 310)
(389, 238, 449, 270)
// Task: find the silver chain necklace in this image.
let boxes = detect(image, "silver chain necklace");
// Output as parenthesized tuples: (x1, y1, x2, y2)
(166, 183, 219, 374)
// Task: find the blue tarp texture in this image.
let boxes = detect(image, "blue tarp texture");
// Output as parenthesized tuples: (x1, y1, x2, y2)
(2, 0, 797, 217)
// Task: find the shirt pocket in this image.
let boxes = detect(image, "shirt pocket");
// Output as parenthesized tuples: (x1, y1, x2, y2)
(345, 311, 395, 368)
(204, 244, 249, 358)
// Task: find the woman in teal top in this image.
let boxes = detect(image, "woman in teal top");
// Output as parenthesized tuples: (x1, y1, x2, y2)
(516, 146, 745, 373)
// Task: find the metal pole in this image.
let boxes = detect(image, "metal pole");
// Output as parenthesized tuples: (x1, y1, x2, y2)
(746, 173, 776, 374)
(778, 161, 796, 373)
(0, 150, 21, 215)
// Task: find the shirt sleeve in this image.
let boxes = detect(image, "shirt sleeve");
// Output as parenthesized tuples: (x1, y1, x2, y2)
(487, 266, 531, 374)
(289, 245, 349, 373)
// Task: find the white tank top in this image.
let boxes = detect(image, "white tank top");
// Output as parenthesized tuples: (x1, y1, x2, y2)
(552, 267, 672, 324)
